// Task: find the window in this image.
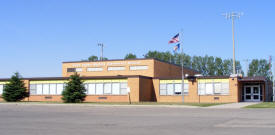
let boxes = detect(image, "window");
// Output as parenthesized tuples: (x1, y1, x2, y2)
(30, 83, 65, 95)
(159, 82, 189, 96)
(160, 84, 167, 95)
(130, 66, 148, 70)
(198, 83, 205, 95)
(104, 83, 112, 95)
(205, 83, 213, 95)
(96, 83, 103, 95)
(107, 66, 125, 71)
(88, 83, 96, 95)
(167, 84, 174, 95)
(43, 84, 50, 95)
(120, 82, 128, 95)
(75, 68, 82, 72)
(198, 80, 229, 95)
(174, 84, 182, 95)
(214, 83, 222, 94)
(30, 84, 36, 95)
(112, 83, 120, 95)
(49, 84, 57, 95)
(67, 68, 76, 72)
(36, 84, 43, 95)
(87, 67, 103, 72)
(0, 84, 4, 95)
(83, 82, 128, 95)
(56, 84, 64, 95)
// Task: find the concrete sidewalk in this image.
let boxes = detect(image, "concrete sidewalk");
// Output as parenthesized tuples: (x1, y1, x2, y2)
(206, 102, 259, 109)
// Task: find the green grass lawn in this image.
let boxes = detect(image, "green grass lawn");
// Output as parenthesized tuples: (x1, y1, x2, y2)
(0, 101, 224, 107)
(80, 102, 224, 107)
(245, 102, 275, 108)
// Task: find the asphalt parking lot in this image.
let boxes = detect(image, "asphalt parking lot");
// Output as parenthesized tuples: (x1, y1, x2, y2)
(0, 104, 274, 135)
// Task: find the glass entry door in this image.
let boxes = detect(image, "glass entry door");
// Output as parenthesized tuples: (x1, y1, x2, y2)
(244, 85, 261, 102)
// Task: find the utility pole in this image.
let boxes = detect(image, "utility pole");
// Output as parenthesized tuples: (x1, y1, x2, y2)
(180, 30, 184, 103)
(223, 12, 243, 75)
(98, 43, 104, 61)
(269, 55, 275, 102)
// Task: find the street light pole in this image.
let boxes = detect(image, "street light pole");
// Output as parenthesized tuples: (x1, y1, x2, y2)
(223, 12, 243, 75)
(232, 17, 236, 75)
(98, 43, 104, 61)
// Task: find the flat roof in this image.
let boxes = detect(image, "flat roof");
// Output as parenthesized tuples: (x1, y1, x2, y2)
(0, 75, 152, 81)
(154, 76, 230, 80)
(239, 76, 267, 82)
(62, 58, 200, 73)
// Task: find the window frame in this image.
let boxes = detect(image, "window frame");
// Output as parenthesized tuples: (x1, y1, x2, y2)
(159, 82, 189, 96)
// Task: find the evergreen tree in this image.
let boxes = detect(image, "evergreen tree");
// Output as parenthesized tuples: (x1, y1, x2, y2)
(2, 72, 29, 102)
(62, 73, 86, 103)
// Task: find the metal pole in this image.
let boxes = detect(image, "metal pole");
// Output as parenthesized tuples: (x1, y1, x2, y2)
(101, 44, 103, 61)
(232, 17, 236, 75)
(273, 60, 275, 102)
(180, 30, 184, 103)
(223, 12, 243, 75)
(98, 43, 104, 61)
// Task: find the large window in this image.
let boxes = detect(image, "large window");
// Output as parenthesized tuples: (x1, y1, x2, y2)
(84, 82, 128, 95)
(67, 68, 82, 72)
(0, 84, 4, 95)
(159, 83, 189, 95)
(87, 67, 103, 72)
(107, 66, 125, 71)
(198, 80, 229, 95)
(30, 83, 65, 95)
(130, 66, 148, 70)
(75, 68, 82, 72)
(67, 68, 76, 72)
(29, 81, 128, 96)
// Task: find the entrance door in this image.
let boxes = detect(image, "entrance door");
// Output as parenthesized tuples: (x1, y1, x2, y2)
(244, 85, 261, 102)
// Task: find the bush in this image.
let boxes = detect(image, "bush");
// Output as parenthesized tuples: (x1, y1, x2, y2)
(2, 72, 29, 102)
(62, 73, 86, 103)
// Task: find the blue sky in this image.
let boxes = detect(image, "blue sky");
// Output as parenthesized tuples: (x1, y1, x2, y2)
(0, 0, 274, 77)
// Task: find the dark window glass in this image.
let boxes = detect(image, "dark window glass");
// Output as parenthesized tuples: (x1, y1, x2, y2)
(246, 87, 251, 94)
(67, 68, 76, 72)
(253, 87, 259, 94)
(253, 95, 259, 100)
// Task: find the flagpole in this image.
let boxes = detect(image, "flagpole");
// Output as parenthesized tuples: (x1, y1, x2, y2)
(180, 29, 184, 103)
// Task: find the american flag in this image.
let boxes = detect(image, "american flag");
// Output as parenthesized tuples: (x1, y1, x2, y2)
(168, 33, 179, 44)
(174, 44, 180, 51)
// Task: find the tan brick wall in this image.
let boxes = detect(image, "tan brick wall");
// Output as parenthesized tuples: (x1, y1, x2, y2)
(84, 95, 129, 102)
(62, 59, 197, 78)
(153, 78, 240, 103)
(127, 77, 140, 102)
(153, 60, 198, 78)
(27, 95, 63, 102)
(62, 59, 155, 77)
